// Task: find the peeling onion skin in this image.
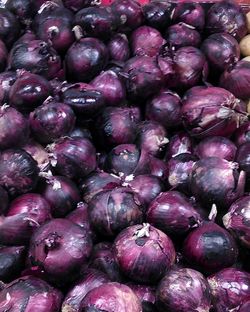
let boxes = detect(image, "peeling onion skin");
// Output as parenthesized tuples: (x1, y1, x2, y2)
(208, 268, 250, 312)
(156, 268, 211, 312)
(164, 131, 193, 160)
(114, 224, 176, 284)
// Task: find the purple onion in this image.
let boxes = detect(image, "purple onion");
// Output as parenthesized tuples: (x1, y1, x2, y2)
(201, 33, 240, 71)
(123, 56, 164, 100)
(91, 69, 126, 106)
(135, 121, 168, 157)
(0, 105, 29, 149)
(194, 136, 237, 161)
(0, 276, 63, 312)
(81, 282, 142, 311)
(0, 246, 25, 282)
(80, 171, 121, 203)
(90, 242, 122, 282)
(143, 1, 171, 30)
(9, 71, 52, 113)
(29, 218, 92, 283)
(38, 174, 80, 217)
(165, 23, 201, 49)
(0, 39, 7, 73)
(63, 0, 91, 12)
(0, 185, 8, 214)
(164, 131, 193, 160)
(6, 0, 34, 24)
(220, 60, 250, 100)
(146, 89, 182, 129)
(0, 71, 16, 104)
(236, 142, 250, 180)
(48, 137, 96, 179)
(23, 139, 50, 171)
(182, 86, 247, 138)
(88, 187, 144, 237)
(147, 191, 202, 236)
(191, 157, 245, 209)
(208, 268, 250, 312)
(0, 149, 39, 195)
(8, 40, 62, 80)
(234, 122, 250, 146)
(156, 268, 211, 312)
(183, 220, 238, 274)
(65, 37, 108, 83)
(62, 269, 110, 312)
(14, 30, 36, 46)
(172, 2, 205, 30)
(240, 301, 250, 312)
(131, 26, 165, 57)
(111, 0, 144, 32)
(30, 101, 76, 144)
(104, 144, 150, 178)
(114, 224, 175, 283)
(0, 193, 51, 245)
(108, 33, 130, 62)
(127, 284, 156, 312)
(60, 82, 105, 117)
(206, 0, 247, 41)
(0, 8, 20, 48)
(149, 157, 168, 181)
(69, 127, 92, 140)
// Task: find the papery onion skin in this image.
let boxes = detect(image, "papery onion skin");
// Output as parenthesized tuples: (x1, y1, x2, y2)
(156, 268, 211, 312)
(22, 139, 49, 171)
(147, 191, 202, 236)
(0, 8, 20, 48)
(236, 142, 250, 180)
(234, 122, 250, 146)
(114, 224, 175, 284)
(0, 276, 63, 312)
(143, 1, 171, 30)
(164, 131, 193, 160)
(208, 268, 250, 312)
(108, 33, 130, 62)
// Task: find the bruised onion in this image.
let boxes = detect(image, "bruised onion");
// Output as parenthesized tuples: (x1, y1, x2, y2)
(208, 268, 250, 312)
(0, 71, 16, 104)
(23, 139, 49, 171)
(108, 33, 130, 62)
(114, 224, 175, 283)
(0, 149, 39, 195)
(0, 8, 20, 48)
(164, 131, 193, 160)
(48, 137, 96, 179)
(191, 157, 245, 209)
(88, 187, 144, 237)
(234, 121, 250, 146)
(147, 191, 202, 236)
(65, 37, 108, 83)
(142, 1, 171, 30)
(0, 193, 51, 245)
(29, 218, 92, 283)
(156, 268, 211, 312)
(30, 102, 76, 144)
(128, 284, 156, 312)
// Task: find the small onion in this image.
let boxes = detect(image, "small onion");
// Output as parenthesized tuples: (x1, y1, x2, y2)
(0, 8, 20, 48)
(156, 268, 211, 312)
(234, 121, 250, 146)
(127, 284, 156, 312)
(114, 224, 175, 284)
(143, 1, 171, 30)
(164, 131, 193, 160)
(108, 33, 130, 62)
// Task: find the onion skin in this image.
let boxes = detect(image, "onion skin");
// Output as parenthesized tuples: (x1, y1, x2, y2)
(164, 131, 193, 160)
(147, 191, 202, 236)
(22, 139, 49, 171)
(108, 33, 130, 62)
(183, 221, 238, 274)
(236, 142, 250, 180)
(142, 1, 171, 30)
(0, 8, 20, 48)
(88, 187, 144, 237)
(156, 268, 211, 312)
(127, 284, 156, 312)
(0, 276, 63, 312)
(234, 121, 250, 146)
(114, 224, 175, 284)
(208, 268, 250, 312)
(0, 149, 39, 196)
(80, 282, 142, 312)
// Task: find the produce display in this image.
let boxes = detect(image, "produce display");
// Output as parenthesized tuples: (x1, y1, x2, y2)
(1, 0, 250, 311)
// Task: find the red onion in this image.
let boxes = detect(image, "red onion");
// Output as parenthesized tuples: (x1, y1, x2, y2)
(65, 37, 108, 83)
(62, 269, 110, 312)
(29, 218, 92, 283)
(14, 30, 36, 46)
(0, 149, 39, 195)
(182, 86, 247, 138)
(239, 301, 250, 312)
(0, 71, 16, 104)
(208, 268, 250, 312)
(9, 71, 52, 113)
(30, 101, 76, 144)
(164, 131, 193, 160)
(8, 40, 62, 80)
(6, 0, 34, 25)
(0, 246, 25, 282)
(147, 191, 202, 236)
(142, 1, 171, 30)
(104, 144, 150, 178)
(48, 137, 96, 179)
(135, 121, 168, 157)
(80, 171, 121, 203)
(69, 127, 92, 140)
(127, 284, 156, 312)
(91, 69, 126, 106)
(0, 185, 8, 214)
(236, 142, 250, 180)
(149, 157, 168, 181)
(23, 139, 50, 171)
(38, 174, 80, 217)
(165, 23, 201, 49)
(191, 157, 245, 209)
(0, 276, 63, 312)
(108, 33, 130, 62)
(206, 0, 247, 41)
(88, 187, 144, 237)
(0, 193, 51, 245)
(234, 121, 250, 146)
(145, 89, 182, 129)
(0, 39, 7, 73)
(172, 2, 205, 30)
(156, 268, 211, 312)
(201, 33, 240, 71)
(114, 224, 175, 283)
(63, 0, 91, 12)
(0, 8, 20, 48)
